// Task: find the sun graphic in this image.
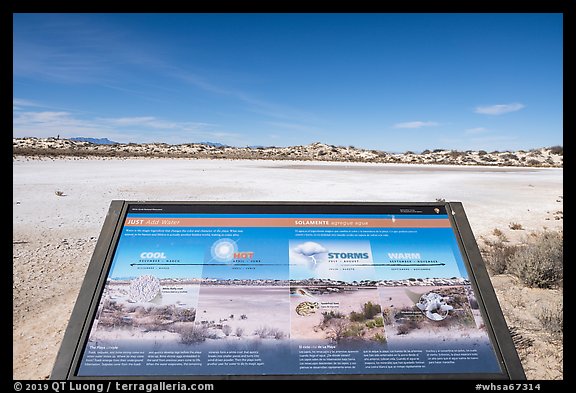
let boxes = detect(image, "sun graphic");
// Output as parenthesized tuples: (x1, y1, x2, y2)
(210, 238, 238, 262)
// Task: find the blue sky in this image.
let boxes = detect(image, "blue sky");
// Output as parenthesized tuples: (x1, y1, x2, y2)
(13, 13, 562, 151)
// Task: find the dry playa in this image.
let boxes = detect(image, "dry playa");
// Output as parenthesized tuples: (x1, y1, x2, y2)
(12, 157, 563, 379)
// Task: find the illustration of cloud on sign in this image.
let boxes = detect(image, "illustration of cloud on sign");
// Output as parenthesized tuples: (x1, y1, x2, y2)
(292, 241, 328, 267)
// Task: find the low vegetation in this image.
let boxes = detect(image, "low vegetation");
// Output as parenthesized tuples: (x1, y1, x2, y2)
(319, 302, 386, 344)
(537, 301, 563, 337)
(254, 326, 285, 339)
(509, 222, 523, 230)
(178, 324, 210, 344)
(12, 138, 562, 168)
(481, 231, 518, 275)
(508, 231, 563, 288)
(481, 229, 563, 289)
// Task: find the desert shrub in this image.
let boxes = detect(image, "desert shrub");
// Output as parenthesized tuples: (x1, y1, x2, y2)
(508, 231, 563, 288)
(349, 311, 365, 322)
(537, 302, 563, 336)
(240, 314, 247, 320)
(501, 153, 519, 160)
(451, 309, 476, 328)
(343, 323, 365, 338)
(254, 326, 270, 338)
(492, 228, 504, 237)
(272, 329, 285, 340)
(526, 159, 541, 166)
(405, 150, 414, 155)
(254, 326, 285, 339)
(421, 149, 431, 154)
(478, 150, 487, 156)
(179, 324, 209, 344)
(509, 222, 523, 230)
(221, 325, 232, 336)
(480, 234, 517, 275)
(449, 150, 464, 159)
(366, 317, 384, 328)
(173, 307, 196, 322)
(152, 305, 173, 317)
(432, 149, 445, 153)
(322, 310, 344, 323)
(396, 322, 416, 335)
(235, 327, 244, 337)
(549, 145, 563, 155)
(362, 301, 382, 320)
(372, 333, 387, 343)
(105, 300, 124, 312)
(382, 308, 394, 325)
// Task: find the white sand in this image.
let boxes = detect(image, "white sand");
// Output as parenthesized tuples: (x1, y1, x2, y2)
(12, 158, 563, 379)
(13, 158, 563, 237)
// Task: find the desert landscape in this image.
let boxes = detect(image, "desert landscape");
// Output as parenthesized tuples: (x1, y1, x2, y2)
(13, 139, 563, 379)
(85, 284, 290, 349)
(290, 287, 387, 345)
(377, 285, 488, 344)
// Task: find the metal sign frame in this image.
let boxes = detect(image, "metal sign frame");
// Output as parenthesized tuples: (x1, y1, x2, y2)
(51, 200, 525, 380)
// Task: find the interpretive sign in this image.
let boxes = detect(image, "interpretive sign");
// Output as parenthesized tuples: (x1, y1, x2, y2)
(51, 201, 525, 379)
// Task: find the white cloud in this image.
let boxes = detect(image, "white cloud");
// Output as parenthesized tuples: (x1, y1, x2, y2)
(101, 116, 158, 126)
(13, 98, 42, 111)
(293, 242, 328, 257)
(465, 127, 488, 134)
(393, 121, 439, 129)
(13, 98, 38, 107)
(474, 103, 525, 115)
(98, 116, 212, 131)
(12, 110, 241, 144)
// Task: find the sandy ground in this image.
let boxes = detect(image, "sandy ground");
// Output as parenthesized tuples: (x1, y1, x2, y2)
(196, 286, 290, 338)
(13, 158, 563, 379)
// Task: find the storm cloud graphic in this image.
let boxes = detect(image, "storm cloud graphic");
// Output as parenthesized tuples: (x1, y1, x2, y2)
(292, 241, 328, 268)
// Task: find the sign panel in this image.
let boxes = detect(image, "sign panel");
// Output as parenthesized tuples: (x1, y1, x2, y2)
(51, 201, 525, 379)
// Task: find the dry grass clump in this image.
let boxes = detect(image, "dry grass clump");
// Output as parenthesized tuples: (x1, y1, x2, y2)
(537, 301, 563, 336)
(509, 222, 524, 230)
(481, 230, 518, 275)
(178, 324, 209, 344)
(508, 230, 563, 288)
(482, 229, 563, 289)
(254, 326, 285, 339)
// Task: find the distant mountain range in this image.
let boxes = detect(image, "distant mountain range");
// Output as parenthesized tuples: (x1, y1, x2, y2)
(70, 137, 119, 145)
(70, 137, 227, 147)
(199, 141, 227, 147)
